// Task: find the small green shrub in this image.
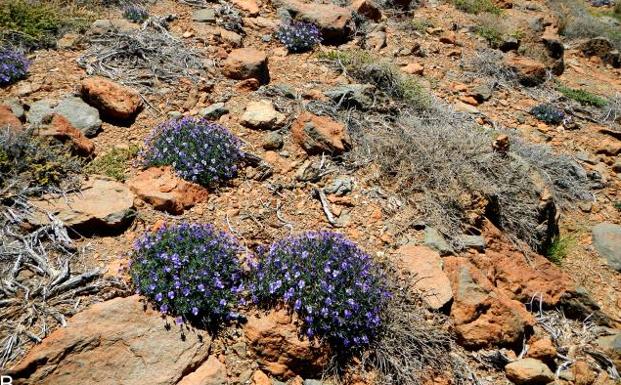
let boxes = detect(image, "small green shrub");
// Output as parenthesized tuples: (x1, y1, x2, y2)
(614, 201, 621, 211)
(0, 128, 82, 193)
(410, 17, 434, 33)
(318, 50, 431, 111)
(475, 25, 503, 47)
(453, 0, 501, 15)
(546, 235, 575, 265)
(85, 145, 138, 181)
(557, 85, 608, 108)
(0, 0, 90, 48)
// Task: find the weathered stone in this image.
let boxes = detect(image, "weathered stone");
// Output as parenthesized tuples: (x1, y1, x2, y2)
(26, 99, 55, 126)
(0, 104, 22, 130)
(81, 77, 143, 120)
(470, 251, 573, 306)
(202, 102, 229, 120)
(444, 257, 535, 348)
(262, 131, 284, 150)
(8, 296, 212, 385)
(252, 370, 271, 385)
(3, 97, 25, 119)
(89, 19, 139, 35)
(424, 227, 454, 255)
(218, 27, 244, 47)
(231, 0, 260, 16)
(573, 361, 595, 385)
(365, 30, 387, 51)
(244, 310, 330, 378)
(241, 100, 286, 130)
(592, 223, 621, 272)
(470, 84, 493, 102)
(39, 114, 95, 157)
(129, 166, 209, 214)
(505, 358, 555, 385)
(499, 36, 520, 52)
(594, 332, 621, 372)
(177, 356, 227, 385)
(527, 338, 557, 361)
(223, 48, 270, 84)
(324, 84, 376, 110)
(275, 0, 353, 43)
(351, 0, 382, 21)
(402, 62, 425, 75)
(54, 96, 102, 137)
(291, 112, 350, 155)
(396, 245, 453, 309)
(192, 9, 217, 22)
(28, 177, 134, 233)
(503, 54, 547, 86)
(595, 138, 621, 156)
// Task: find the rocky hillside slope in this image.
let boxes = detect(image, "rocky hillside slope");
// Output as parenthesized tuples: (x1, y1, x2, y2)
(0, 0, 620, 384)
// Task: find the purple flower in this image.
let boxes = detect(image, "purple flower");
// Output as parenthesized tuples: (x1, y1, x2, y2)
(249, 231, 388, 348)
(123, 5, 149, 23)
(141, 117, 243, 188)
(275, 22, 322, 53)
(0, 47, 29, 86)
(130, 222, 244, 324)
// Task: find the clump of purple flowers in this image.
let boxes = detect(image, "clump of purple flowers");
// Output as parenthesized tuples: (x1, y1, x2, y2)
(275, 21, 322, 53)
(250, 231, 389, 348)
(130, 222, 245, 324)
(530, 103, 566, 125)
(141, 117, 243, 187)
(123, 5, 149, 23)
(0, 47, 29, 86)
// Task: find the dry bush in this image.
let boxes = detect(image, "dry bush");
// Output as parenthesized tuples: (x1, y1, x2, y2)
(78, 18, 205, 93)
(551, 0, 621, 50)
(465, 48, 516, 85)
(600, 92, 621, 127)
(345, 104, 590, 251)
(359, 263, 452, 385)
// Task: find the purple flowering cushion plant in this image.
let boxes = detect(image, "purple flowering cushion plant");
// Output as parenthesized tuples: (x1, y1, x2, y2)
(141, 117, 244, 187)
(0, 47, 29, 86)
(250, 231, 389, 349)
(130, 223, 245, 324)
(275, 22, 322, 53)
(123, 5, 149, 23)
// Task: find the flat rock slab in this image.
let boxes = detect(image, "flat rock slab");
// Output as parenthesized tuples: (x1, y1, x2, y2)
(8, 295, 212, 385)
(129, 166, 209, 214)
(27, 96, 102, 137)
(505, 358, 555, 385)
(81, 77, 143, 120)
(396, 245, 453, 309)
(28, 177, 134, 233)
(592, 222, 621, 272)
(192, 8, 216, 22)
